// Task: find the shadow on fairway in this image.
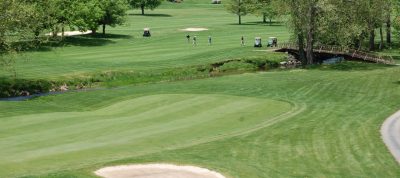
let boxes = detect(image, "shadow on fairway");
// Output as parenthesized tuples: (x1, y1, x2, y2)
(33, 34, 133, 51)
(228, 21, 284, 26)
(129, 13, 172, 17)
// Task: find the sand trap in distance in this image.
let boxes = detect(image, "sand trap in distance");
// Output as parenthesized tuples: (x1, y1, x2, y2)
(46, 30, 92, 37)
(181, 28, 209, 32)
(95, 164, 226, 178)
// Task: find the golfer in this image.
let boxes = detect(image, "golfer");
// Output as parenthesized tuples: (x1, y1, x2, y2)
(193, 36, 197, 46)
(186, 34, 190, 43)
(241, 36, 245, 46)
(208, 36, 212, 45)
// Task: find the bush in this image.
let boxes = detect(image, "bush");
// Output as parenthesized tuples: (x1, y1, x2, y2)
(218, 61, 257, 72)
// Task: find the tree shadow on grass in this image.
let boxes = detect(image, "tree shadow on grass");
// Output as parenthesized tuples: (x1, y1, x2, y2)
(128, 13, 172, 17)
(25, 33, 133, 52)
(228, 21, 284, 26)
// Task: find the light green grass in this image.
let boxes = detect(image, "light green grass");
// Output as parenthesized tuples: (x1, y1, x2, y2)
(0, 94, 292, 177)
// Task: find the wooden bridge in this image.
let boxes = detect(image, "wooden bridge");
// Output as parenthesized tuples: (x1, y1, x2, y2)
(273, 43, 395, 65)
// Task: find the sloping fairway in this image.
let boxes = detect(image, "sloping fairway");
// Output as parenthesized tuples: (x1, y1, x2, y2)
(0, 94, 292, 177)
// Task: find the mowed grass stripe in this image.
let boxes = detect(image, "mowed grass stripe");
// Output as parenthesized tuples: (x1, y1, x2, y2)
(0, 94, 291, 177)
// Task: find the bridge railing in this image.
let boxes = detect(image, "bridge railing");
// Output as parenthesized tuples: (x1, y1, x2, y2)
(274, 42, 395, 64)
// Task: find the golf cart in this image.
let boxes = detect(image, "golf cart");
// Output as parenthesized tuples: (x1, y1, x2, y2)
(143, 28, 151, 37)
(212, 0, 221, 4)
(267, 37, 278, 47)
(254, 37, 262, 47)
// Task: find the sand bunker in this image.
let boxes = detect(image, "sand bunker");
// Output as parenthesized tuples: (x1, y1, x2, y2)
(46, 30, 92, 37)
(181, 28, 209, 32)
(95, 164, 226, 178)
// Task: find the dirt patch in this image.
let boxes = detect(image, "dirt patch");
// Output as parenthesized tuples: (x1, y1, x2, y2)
(46, 30, 92, 37)
(181, 28, 209, 32)
(95, 164, 226, 178)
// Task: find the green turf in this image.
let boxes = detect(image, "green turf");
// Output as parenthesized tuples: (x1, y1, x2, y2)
(1, 66, 400, 177)
(1, 1, 400, 178)
(0, 1, 289, 80)
(0, 94, 291, 177)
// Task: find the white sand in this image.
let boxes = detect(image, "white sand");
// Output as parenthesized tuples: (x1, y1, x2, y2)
(46, 30, 92, 37)
(181, 28, 209, 32)
(95, 164, 226, 178)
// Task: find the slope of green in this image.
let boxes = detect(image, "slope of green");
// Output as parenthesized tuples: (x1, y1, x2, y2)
(0, 94, 292, 177)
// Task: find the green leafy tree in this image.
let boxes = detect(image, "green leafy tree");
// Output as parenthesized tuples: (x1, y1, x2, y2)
(225, 0, 251, 25)
(70, 0, 103, 34)
(285, 0, 319, 64)
(98, 0, 129, 35)
(0, 0, 36, 77)
(249, 0, 279, 24)
(70, 0, 128, 35)
(128, 0, 163, 15)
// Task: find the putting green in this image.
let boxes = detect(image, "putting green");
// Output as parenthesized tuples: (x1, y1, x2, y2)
(0, 94, 292, 177)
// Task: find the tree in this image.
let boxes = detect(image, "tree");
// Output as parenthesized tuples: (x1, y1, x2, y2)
(69, 0, 127, 35)
(0, 0, 37, 77)
(98, 0, 129, 35)
(129, 0, 163, 15)
(285, 0, 320, 64)
(249, 0, 279, 24)
(70, 0, 103, 34)
(225, 0, 251, 25)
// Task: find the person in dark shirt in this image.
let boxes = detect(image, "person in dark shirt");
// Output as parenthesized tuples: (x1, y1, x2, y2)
(186, 34, 190, 43)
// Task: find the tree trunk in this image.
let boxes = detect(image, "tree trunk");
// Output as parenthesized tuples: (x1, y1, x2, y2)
(306, 2, 316, 65)
(91, 28, 97, 36)
(357, 31, 365, 50)
(102, 23, 106, 36)
(379, 27, 384, 50)
(386, 14, 391, 46)
(263, 14, 267, 23)
(52, 26, 58, 38)
(61, 24, 65, 40)
(269, 19, 272, 25)
(298, 33, 306, 65)
(238, 14, 241, 25)
(141, 5, 144, 15)
(369, 28, 375, 51)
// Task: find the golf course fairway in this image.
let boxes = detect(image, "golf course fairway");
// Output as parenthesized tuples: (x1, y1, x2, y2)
(0, 94, 292, 177)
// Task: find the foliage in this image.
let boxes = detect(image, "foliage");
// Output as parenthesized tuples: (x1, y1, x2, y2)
(248, 0, 280, 24)
(97, 0, 129, 35)
(225, 0, 252, 24)
(128, 0, 163, 15)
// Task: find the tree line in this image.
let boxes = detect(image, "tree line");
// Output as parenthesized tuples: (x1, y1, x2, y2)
(226, 0, 400, 64)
